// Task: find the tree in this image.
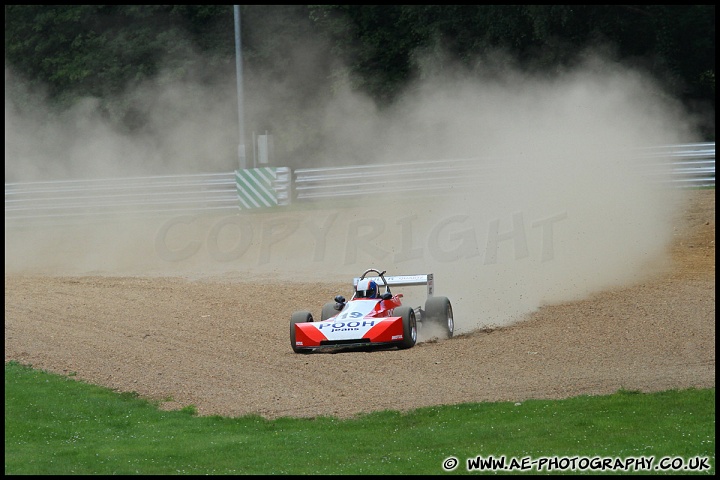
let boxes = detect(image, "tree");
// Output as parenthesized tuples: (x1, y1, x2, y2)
(5, 5, 715, 142)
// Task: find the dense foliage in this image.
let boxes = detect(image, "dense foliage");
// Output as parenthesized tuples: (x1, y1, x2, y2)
(5, 5, 715, 145)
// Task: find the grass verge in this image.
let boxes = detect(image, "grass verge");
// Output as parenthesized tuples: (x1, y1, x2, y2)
(4, 361, 714, 475)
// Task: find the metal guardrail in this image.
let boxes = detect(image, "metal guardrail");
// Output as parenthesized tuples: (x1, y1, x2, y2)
(4, 172, 239, 224)
(4, 143, 714, 225)
(293, 158, 495, 200)
(292, 143, 715, 201)
(631, 142, 715, 187)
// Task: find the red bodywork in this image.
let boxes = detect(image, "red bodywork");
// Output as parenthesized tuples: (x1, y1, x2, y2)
(294, 294, 406, 350)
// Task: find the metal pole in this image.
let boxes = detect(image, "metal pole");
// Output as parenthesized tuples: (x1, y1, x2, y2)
(234, 5, 247, 170)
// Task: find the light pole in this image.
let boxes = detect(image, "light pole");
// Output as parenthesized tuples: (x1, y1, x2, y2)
(234, 5, 247, 170)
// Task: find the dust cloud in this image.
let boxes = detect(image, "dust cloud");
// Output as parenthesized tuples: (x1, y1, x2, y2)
(5, 43, 699, 334)
(4, 65, 241, 181)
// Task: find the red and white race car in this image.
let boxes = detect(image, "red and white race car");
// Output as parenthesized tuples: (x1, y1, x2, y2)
(290, 268, 453, 353)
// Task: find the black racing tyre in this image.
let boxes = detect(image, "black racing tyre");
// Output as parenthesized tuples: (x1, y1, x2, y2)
(424, 296, 454, 338)
(290, 311, 313, 353)
(394, 306, 417, 349)
(321, 302, 338, 322)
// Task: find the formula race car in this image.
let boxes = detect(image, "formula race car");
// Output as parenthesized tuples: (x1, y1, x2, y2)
(290, 268, 454, 353)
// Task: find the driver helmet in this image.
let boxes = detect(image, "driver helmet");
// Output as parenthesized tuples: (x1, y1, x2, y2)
(356, 279, 378, 299)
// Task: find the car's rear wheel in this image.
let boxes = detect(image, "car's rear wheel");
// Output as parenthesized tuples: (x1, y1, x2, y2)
(395, 306, 417, 349)
(290, 311, 313, 353)
(424, 296, 454, 338)
(321, 302, 338, 321)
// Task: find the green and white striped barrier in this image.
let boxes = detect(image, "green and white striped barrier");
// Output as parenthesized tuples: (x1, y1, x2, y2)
(235, 167, 291, 209)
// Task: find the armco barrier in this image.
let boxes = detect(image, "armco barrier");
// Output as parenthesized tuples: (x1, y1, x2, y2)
(632, 142, 715, 187)
(4, 172, 239, 224)
(292, 143, 715, 201)
(4, 168, 293, 225)
(4, 143, 714, 225)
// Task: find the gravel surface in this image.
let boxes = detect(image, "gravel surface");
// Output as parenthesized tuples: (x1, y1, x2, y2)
(4, 190, 714, 419)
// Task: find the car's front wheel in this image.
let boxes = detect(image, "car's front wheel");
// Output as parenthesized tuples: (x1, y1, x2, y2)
(395, 306, 417, 349)
(290, 311, 313, 353)
(321, 302, 338, 321)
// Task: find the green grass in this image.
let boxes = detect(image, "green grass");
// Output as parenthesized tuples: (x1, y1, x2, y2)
(5, 361, 715, 475)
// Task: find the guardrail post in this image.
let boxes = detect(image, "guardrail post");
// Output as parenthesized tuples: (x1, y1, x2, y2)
(274, 167, 292, 206)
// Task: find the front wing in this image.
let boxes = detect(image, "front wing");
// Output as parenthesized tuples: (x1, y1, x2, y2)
(293, 316, 406, 351)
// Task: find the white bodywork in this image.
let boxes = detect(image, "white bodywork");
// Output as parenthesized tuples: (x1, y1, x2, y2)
(312, 300, 386, 341)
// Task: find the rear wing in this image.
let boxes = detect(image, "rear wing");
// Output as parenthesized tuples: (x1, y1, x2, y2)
(353, 273, 434, 297)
